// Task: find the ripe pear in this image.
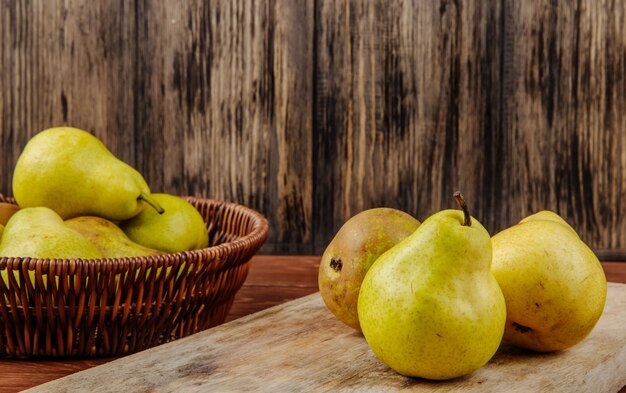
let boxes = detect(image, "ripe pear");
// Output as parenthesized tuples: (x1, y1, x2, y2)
(519, 210, 578, 236)
(12, 127, 163, 220)
(358, 193, 506, 380)
(0, 202, 20, 226)
(318, 208, 420, 331)
(65, 216, 163, 258)
(120, 193, 209, 253)
(491, 210, 607, 352)
(0, 224, 4, 241)
(0, 207, 103, 259)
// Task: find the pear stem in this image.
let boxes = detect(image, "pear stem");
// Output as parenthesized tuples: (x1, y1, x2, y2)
(453, 191, 471, 226)
(139, 192, 165, 214)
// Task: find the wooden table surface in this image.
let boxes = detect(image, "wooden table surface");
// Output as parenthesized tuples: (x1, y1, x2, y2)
(0, 256, 624, 392)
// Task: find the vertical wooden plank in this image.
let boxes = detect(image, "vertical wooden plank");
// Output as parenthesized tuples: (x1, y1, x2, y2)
(0, 1, 137, 195)
(135, 0, 314, 253)
(272, 1, 315, 253)
(313, 0, 502, 252)
(502, 0, 626, 256)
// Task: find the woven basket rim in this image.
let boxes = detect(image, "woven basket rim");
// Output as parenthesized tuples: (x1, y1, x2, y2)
(0, 194, 269, 272)
(0, 194, 268, 357)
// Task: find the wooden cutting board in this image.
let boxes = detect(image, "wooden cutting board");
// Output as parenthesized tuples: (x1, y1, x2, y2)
(27, 283, 626, 393)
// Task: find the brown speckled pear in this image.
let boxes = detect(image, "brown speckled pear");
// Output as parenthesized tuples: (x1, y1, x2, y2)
(318, 208, 420, 332)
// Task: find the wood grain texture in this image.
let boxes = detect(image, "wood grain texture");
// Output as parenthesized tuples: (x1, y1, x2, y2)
(0, 0, 136, 187)
(135, 0, 314, 254)
(0, 1, 625, 256)
(226, 255, 319, 321)
(502, 0, 626, 256)
(313, 0, 502, 251)
(25, 283, 626, 393)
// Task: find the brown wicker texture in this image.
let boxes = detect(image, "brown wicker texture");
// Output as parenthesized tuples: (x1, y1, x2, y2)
(0, 195, 269, 358)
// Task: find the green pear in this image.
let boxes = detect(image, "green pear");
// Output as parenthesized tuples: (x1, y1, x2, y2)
(318, 208, 420, 332)
(0, 207, 103, 259)
(491, 211, 607, 352)
(0, 208, 103, 296)
(358, 193, 506, 380)
(12, 127, 163, 221)
(65, 216, 163, 258)
(120, 193, 209, 253)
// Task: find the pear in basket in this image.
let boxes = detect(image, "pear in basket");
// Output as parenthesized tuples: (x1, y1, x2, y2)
(120, 193, 209, 253)
(0, 207, 104, 289)
(12, 127, 163, 221)
(0, 207, 103, 259)
(65, 216, 162, 258)
(0, 202, 19, 226)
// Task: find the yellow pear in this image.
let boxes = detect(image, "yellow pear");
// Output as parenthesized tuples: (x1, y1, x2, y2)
(65, 216, 163, 258)
(491, 211, 607, 352)
(0, 207, 103, 259)
(518, 210, 578, 236)
(358, 193, 506, 380)
(0, 207, 104, 292)
(12, 127, 163, 220)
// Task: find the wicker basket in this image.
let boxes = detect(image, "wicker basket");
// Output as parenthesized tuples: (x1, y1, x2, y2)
(0, 195, 268, 358)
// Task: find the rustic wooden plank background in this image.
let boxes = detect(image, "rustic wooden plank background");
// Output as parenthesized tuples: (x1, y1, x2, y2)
(0, 0, 624, 257)
(313, 1, 503, 252)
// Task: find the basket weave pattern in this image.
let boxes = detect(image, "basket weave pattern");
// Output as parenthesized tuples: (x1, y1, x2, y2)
(0, 195, 268, 357)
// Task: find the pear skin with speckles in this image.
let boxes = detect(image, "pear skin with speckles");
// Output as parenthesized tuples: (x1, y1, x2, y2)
(318, 208, 420, 332)
(358, 200, 506, 380)
(492, 211, 607, 352)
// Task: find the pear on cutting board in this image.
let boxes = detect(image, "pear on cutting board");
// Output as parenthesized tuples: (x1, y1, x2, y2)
(12, 127, 163, 221)
(491, 210, 607, 352)
(120, 193, 209, 253)
(318, 207, 420, 332)
(358, 193, 506, 380)
(65, 216, 162, 258)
